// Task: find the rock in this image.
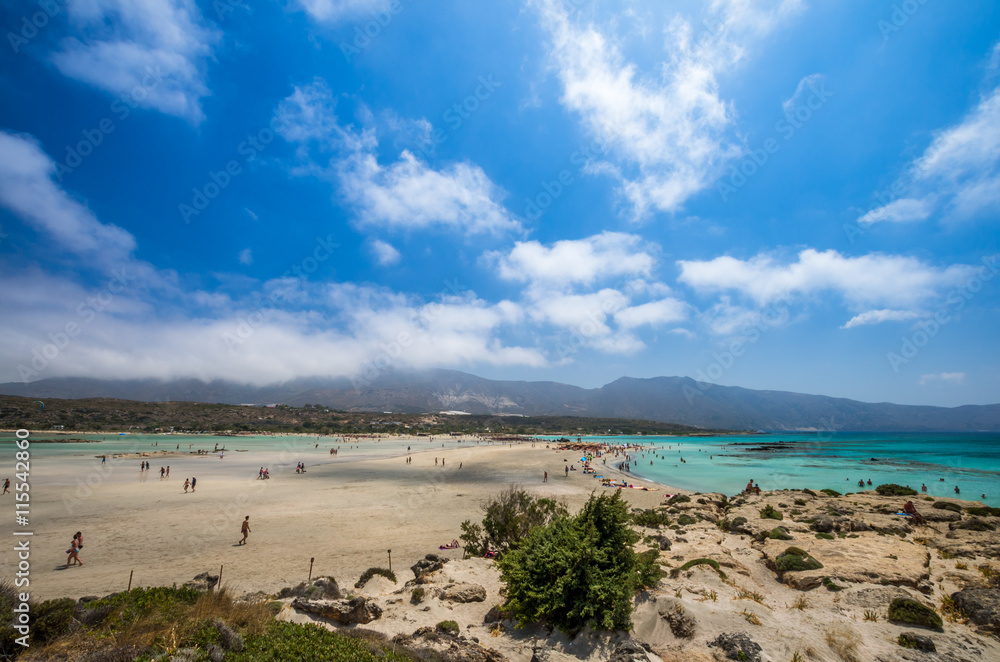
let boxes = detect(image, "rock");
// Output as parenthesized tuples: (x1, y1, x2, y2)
(411, 554, 449, 582)
(440, 583, 487, 603)
(292, 596, 383, 624)
(708, 632, 763, 662)
(607, 638, 652, 662)
(844, 587, 914, 609)
(278, 576, 342, 600)
(950, 588, 1000, 631)
(483, 604, 506, 624)
(659, 605, 696, 638)
(812, 516, 835, 533)
(898, 631, 936, 652)
(392, 626, 506, 662)
(208, 644, 225, 662)
(213, 618, 244, 652)
(949, 518, 996, 532)
(658, 535, 672, 551)
(183, 572, 219, 592)
(922, 510, 961, 523)
(763, 536, 929, 591)
(530, 648, 551, 662)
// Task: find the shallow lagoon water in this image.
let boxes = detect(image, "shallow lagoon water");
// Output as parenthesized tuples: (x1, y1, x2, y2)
(547, 432, 1000, 506)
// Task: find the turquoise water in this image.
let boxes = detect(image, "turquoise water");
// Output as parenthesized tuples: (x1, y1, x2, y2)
(544, 432, 1000, 506)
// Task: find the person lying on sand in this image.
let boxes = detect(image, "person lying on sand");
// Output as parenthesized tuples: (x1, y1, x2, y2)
(439, 539, 460, 550)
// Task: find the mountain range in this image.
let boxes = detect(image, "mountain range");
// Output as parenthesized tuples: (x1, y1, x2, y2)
(1, 371, 998, 432)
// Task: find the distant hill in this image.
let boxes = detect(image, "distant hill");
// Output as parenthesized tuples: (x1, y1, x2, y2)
(1, 371, 998, 432)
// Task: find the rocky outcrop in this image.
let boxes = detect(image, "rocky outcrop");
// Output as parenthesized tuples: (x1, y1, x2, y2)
(898, 631, 936, 652)
(291, 596, 383, 624)
(440, 583, 487, 603)
(607, 638, 653, 662)
(762, 536, 929, 591)
(708, 632, 763, 662)
(950, 588, 1000, 632)
(411, 553, 449, 583)
(277, 575, 342, 600)
(392, 626, 506, 662)
(183, 572, 219, 592)
(659, 604, 696, 638)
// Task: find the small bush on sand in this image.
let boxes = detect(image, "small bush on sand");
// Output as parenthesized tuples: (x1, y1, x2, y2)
(633, 509, 672, 528)
(887, 598, 943, 629)
(875, 484, 918, 497)
(775, 547, 823, 572)
(933, 501, 962, 512)
(760, 505, 784, 520)
(966, 506, 1000, 517)
(768, 527, 793, 540)
(826, 625, 860, 662)
(820, 489, 841, 497)
(355, 568, 396, 589)
(460, 485, 567, 558)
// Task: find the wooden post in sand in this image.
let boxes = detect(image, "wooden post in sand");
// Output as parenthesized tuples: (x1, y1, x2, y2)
(308, 558, 314, 582)
(387, 549, 392, 573)
(218, 564, 223, 591)
(127, 570, 133, 591)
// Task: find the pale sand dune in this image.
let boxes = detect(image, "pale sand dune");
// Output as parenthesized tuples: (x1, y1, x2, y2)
(2, 438, 669, 601)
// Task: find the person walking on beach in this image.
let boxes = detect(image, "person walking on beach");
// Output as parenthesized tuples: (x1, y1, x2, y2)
(238, 516, 251, 545)
(166, 466, 170, 479)
(2, 478, 9, 495)
(102, 456, 106, 465)
(66, 532, 83, 567)
(160, 467, 165, 479)
(191, 477, 196, 492)
(183, 478, 190, 493)
(543, 471, 548, 483)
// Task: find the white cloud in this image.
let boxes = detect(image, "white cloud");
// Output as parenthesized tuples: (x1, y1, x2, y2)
(533, 0, 800, 219)
(51, 0, 219, 123)
(857, 197, 934, 225)
(919, 372, 966, 386)
(678, 249, 976, 308)
(276, 80, 521, 235)
(0, 131, 137, 267)
(615, 298, 689, 330)
(493, 232, 656, 287)
(841, 309, 921, 329)
(298, 0, 389, 22)
(782, 73, 825, 115)
(238, 249, 253, 266)
(370, 239, 401, 265)
(864, 55, 1000, 224)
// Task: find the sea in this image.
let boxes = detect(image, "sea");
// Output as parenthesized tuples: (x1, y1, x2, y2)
(542, 432, 1000, 506)
(2, 431, 998, 505)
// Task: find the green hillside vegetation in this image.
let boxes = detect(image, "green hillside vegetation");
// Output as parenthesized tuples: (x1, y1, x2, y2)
(0, 395, 731, 436)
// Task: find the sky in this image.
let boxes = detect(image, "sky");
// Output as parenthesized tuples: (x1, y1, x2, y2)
(0, 0, 999, 407)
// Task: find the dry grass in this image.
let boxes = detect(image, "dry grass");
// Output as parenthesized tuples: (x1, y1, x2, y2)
(741, 608, 762, 625)
(790, 595, 808, 610)
(733, 586, 767, 605)
(23, 588, 272, 661)
(825, 625, 861, 662)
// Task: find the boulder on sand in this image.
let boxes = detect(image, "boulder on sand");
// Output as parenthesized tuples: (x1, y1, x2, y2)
(291, 596, 383, 624)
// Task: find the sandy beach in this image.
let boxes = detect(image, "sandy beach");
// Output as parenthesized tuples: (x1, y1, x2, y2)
(2, 435, 667, 602)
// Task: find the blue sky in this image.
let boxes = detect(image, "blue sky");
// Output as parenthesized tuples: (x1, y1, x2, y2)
(1, 0, 999, 407)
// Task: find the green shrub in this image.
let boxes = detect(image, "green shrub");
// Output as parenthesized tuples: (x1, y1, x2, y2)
(768, 528, 793, 540)
(933, 501, 962, 512)
(803, 489, 817, 496)
(436, 620, 460, 635)
(460, 485, 568, 558)
(887, 598, 942, 629)
(954, 519, 996, 532)
(668, 495, 691, 504)
(670, 558, 726, 580)
(730, 516, 748, 532)
(354, 567, 397, 588)
(677, 514, 697, 526)
(410, 587, 425, 604)
(760, 505, 784, 520)
(822, 577, 845, 591)
(230, 620, 423, 661)
(794, 499, 807, 506)
(497, 491, 659, 633)
(31, 598, 77, 645)
(632, 509, 672, 528)
(923, 496, 935, 501)
(815, 533, 835, 540)
(875, 484, 918, 497)
(775, 547, 823, 572)
(820, 489, 841, 497)
(966, 506, 1000, 517)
